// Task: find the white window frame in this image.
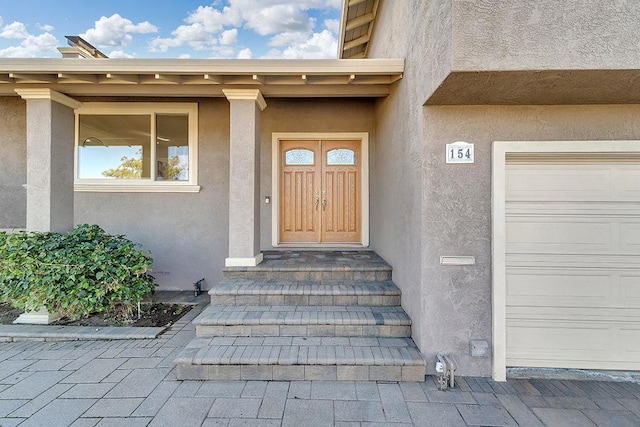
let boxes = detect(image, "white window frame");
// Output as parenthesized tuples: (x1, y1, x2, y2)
(74, 102, 200, 193)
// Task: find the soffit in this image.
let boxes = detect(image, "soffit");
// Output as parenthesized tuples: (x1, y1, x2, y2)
(339, 0, 380, 59)
(0, 58, 403, 98)
(425, 69, 640, 105)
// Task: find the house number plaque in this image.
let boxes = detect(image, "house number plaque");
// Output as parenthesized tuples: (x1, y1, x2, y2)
(446, 142, 474, 164)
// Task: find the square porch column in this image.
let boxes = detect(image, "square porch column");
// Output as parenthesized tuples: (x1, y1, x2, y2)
(15, 89, 81, 232)
(223, 89, 267, 267)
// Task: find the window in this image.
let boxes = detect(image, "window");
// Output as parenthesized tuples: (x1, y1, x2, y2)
(285, 149, 314, 165)
(75, 103, 199, 192)
(327, 148, 356, 165)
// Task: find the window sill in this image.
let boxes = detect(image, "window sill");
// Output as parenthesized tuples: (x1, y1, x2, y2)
(74, 183, 201, 193)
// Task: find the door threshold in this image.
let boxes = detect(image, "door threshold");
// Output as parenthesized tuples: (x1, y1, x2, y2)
(274, 243, 368, 250)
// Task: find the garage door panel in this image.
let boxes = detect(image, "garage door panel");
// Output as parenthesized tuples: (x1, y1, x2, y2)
(507, 164, 640, 202)
(622, 275, 640, 301)
(507, 306, 640, 322)
(507, 219, 611, 253)
(507, 253, 640, 269)
(505, 159, 640, 372)
(506, 272, 612, 307)
(507, 322, 613, 363)
(620, 327, 640, 360)
(507, 166, 611, 201)
(621, 221, 640, 250)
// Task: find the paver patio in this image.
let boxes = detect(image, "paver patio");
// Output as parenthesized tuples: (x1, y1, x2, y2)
(0, 304, 639, 426)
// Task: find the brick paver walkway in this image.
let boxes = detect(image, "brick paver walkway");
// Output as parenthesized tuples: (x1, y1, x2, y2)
(0, 305, 639, 426)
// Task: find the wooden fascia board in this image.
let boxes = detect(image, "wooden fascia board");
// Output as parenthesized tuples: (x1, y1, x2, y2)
(338, 0, 350, 58)
(0, 58, 403, 75)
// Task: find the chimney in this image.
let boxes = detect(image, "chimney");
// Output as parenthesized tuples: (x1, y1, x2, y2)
(58, 36, 108, 59)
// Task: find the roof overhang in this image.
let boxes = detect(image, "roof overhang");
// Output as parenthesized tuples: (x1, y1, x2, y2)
(425, 69, 640, 105)
(0, 58, 403, 98)
(338, 0, 380, 59)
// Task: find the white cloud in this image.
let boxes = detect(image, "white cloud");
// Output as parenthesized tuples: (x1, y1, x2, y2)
(268, 31, 309, 47)
(219, 28, 238, 45)
(178, 53, 191, 59)
(236, 2, 314, 36)
(149, 0, 340, 56)
(324, 18, 340, 34)
(263, 29, 337, 59)
(108, 49, 135, 58)
(1, 21, 29, 39)
(0, 32, 58, 58)
(36, 23, 55, 32)
(81, 14, 157, 48)
(237, 47, 253, 59)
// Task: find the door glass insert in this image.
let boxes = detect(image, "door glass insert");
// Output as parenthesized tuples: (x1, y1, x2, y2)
(327, 148, 355, 165)
(285, 149, 314, 165)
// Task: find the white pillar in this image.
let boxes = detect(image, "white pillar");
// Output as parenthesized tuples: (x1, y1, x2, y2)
(15, 89, 81, 232)
(223, 89, 267, 267)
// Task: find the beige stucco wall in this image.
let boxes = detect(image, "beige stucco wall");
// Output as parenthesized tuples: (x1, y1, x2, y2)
(259, 98, 376, 248)
(75, 99, 230, 291)
(74, 98, 375, 290)
(423, 104, 640, 376)
(366, 0, 640, 376)
(364, 0, 454, 354)
(452, 0, 640, 71)
(0, 97, 26, 229)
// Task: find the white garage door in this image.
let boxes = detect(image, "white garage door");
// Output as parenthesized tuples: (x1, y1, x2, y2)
(505, 155, 640, 370)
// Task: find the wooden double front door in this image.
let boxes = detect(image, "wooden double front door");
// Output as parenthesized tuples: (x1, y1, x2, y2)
(280, 140, 361, 243)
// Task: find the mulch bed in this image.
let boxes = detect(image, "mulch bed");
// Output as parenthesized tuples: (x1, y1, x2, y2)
(0, 302, 193, 328)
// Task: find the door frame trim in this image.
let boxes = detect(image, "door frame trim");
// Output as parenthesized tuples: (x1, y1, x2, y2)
(272, 132, 370, 248)
(491, 139, 640, 382)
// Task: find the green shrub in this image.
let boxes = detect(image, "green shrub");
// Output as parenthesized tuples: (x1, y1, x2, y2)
(0, 224, 156, 321)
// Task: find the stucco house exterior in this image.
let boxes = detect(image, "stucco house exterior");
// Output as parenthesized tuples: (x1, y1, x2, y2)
(2, 1, 640, 381)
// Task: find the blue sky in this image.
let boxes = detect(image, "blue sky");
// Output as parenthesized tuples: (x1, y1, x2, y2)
(0, 0, 342, 59)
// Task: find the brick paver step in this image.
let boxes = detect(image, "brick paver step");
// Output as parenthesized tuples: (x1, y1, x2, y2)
(194, 305, 411, 338)
(174, 337, 426, 381)
(209, 279, 401, 306)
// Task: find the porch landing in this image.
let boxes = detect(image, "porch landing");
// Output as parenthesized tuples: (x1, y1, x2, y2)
(175, 251, 426, 381)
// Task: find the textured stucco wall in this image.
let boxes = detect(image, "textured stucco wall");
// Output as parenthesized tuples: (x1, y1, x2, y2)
(368, 0, 452, 105)
(366, 0, 640, 376)
(423, 104, 640, 376)
(40, 100, 75, 232)
(228, 99, 261, 260)
(75, 99, 230, 290)
(364, 0, 454, 353)
(0, 97, 26, 229)
(258, 98, 376, 249)
(76, 98, 374, 291)
(452, 0, 640, 71)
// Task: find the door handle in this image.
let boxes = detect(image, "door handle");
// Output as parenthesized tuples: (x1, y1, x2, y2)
(322, 197, 327, 211)
(314, 196, 320, 212)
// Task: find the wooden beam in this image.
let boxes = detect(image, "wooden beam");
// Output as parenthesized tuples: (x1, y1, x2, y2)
(182, 74, 224, 84)
(154, 74, 182, 84)
(104, 74, 139, 84)
(204, 74, 224, 84)
(348, 74, 356, 84)
(252, 74, 266, 84)
(346, 12, 375, 31)
(343, 34, 370, 51)
(0, 74, 14, 83)
(301, 74, 308, 84)
(349, 0, 369, 7)
(57, 73, 98, 83)
(9, 73, 56, 83)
